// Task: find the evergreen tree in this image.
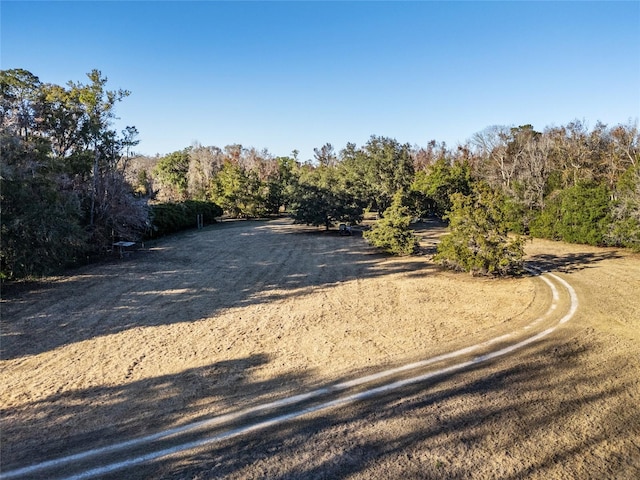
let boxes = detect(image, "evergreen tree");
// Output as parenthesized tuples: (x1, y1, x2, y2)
(435, 183, 525, 275)
(363, 192, 419, 255)
(291, 166, 362, 229)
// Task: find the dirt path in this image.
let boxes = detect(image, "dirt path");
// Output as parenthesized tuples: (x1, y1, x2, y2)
(2, 219, 639, 478)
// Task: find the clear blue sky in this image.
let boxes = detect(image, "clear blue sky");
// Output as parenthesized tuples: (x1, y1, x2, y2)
(2, 1, 639, 161)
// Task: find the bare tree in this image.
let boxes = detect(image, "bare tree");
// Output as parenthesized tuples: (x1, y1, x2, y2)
(314, 143, 338, 167)
(472, 125, 517, 189)
(187, 144, 224, 200)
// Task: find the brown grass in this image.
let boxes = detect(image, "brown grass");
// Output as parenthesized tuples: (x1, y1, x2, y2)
(1, 218, 639, 479)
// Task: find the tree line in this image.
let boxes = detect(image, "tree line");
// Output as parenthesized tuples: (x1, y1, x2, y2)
(142, 122, 639, 250)
(2, 69, 639, 279)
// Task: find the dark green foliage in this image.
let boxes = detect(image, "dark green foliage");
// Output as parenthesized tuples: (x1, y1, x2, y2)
(531, 183, 611, 246)
(529, 192, 563, 241)
(339, 136, 414, 212)
(558, 183, 611, 245)
(147, 201, 223, 238)
(209, 161, 268, 218)
(1, 69, 149, 279)
(291, 183, 363, 230)
(607, 165, 640, 251)
(290, 164, 363, 229)
(502, 193, 533, 235)
(264, 156, 297, 214)
(153, 150, 190, 200)
(1, 136, 87, 279)
(434, 184, 525, 276)
(411, 159, 472, 217)
(363, 192, 419, 255)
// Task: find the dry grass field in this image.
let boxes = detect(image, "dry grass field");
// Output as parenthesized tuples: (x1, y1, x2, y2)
(1, 218, 639, 479)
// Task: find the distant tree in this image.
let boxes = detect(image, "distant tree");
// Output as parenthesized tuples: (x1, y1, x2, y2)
(528, 191, 563, 241)
(291, 166, 362, 229)
(435, 183, 525, 276)
(472, 125, 514, 189)
(314, 143, 338, 167)
(119, 125, 140, 171)
(0, 68, 42, 139)
(338, 136, 414, 213)
(264, 156, 298, 213)
(187, 144, 224, 200)
(361, 136, 415, 212)
(530, 182, 611, 246)
(209, 161, 268, 217)
(363, 192, 419, 255)
(560, 182, 611, 245)
(608, 165, 640, 250)
(153, 150, 190, 200)
(411, 158, 472, 217)
(291, 183, 362, 229)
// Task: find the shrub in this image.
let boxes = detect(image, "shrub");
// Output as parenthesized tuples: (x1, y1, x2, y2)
(147, 200, 223, 238)
(434, 183, 525, 276)
(363, 192, 419, 255)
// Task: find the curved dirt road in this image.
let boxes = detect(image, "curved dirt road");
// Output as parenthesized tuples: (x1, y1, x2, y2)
(1, 219, 639, 479)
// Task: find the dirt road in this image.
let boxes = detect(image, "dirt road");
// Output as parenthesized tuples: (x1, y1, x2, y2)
(1, 218, 639, 479)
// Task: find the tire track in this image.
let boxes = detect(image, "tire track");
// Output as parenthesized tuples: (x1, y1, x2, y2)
(1, 268, 578, 480)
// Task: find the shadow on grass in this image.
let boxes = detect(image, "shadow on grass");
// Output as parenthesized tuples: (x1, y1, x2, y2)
(51, 337, 635, 480)
(527, 250, 622, 274)
(0, 219, 436, 360)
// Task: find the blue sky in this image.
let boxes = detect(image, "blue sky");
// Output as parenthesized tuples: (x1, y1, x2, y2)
(2, 1, 639, 161)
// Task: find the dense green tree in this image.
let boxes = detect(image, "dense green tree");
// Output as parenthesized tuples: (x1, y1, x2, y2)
(607, 165, 640, 251)
(0, 68, 42, 140)
(530, 182, 611, 246)
(291, 166, 362, 229)
(264, 156, 298, 214)
(558, 183, 611, 245)
(1, 135, 86, 278)
(1, 69, 147, 278)
(411, 158, 472, 217)
(153, 150, 190, 200)
(209, 161, 268, 217)
(435, 183, 525, 275)
(363, 192, 419, 255)
(338, 136, 414, 213)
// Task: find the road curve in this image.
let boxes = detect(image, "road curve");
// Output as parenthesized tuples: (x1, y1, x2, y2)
(1, 268, 578, 480)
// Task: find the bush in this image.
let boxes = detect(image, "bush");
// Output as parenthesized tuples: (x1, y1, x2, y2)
(434, 183, 525, 276)
(147, 200, 223, 238)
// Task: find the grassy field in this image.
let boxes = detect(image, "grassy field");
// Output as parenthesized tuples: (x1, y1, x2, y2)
(2, 218, 639, 479)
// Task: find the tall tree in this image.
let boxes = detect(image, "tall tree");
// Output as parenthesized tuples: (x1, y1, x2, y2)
(314, 143, 338, 167)
(153, 150, 190, 201)
(209, 161, 264, 217)
(291, 166, 362, 229)
(338, 136, 414, 213)
(1, 69, 147, 278)
(0, 68, 42, 140)
(411, 158, 472, 217)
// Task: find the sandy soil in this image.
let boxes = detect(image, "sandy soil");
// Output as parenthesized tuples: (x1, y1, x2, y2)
(1, 218, 639, 479)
